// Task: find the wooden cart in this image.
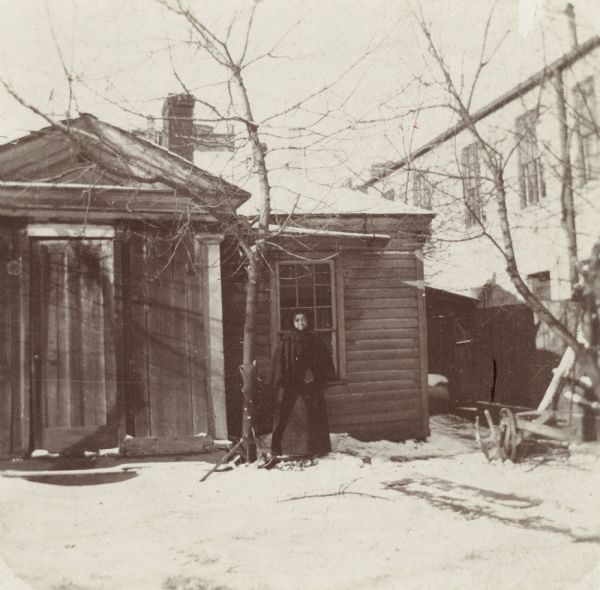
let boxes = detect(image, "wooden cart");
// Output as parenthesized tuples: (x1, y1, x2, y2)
(476, 348, 599, 462)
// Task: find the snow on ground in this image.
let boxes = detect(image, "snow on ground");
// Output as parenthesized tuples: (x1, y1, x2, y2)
(1, 416, 599, 590)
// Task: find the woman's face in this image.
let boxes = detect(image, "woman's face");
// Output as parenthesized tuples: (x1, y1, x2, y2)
(293, 313, 308, 331)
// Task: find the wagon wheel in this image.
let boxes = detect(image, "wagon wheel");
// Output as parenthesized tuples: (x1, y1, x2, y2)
(498, 408, 521, 462)
(475, 416, 492, 461)
(475, 411, 505, 461)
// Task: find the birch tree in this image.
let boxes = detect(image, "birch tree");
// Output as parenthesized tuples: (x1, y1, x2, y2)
(402, 4, 600, 417)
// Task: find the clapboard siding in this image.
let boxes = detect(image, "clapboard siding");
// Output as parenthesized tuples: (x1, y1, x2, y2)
(327, 397, 420, 417)
(346, 318, 419, 330)
(349, 357, 418, 371)
(337, 248, 424, 440)
(346, 380, 419, 393)
(346, 287, 418, 299)
(347, 328, 418, 340)
(221, 214, 431, 442)
(345, 309, 419, 321)
(329, 408, 421, 426)
(329, 419, 424, 441)
(346, 349, 416, 361)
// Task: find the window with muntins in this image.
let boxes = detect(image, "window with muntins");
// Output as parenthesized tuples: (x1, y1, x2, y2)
(413, 173, 432, 209)
(461, 142, 485, 227)
(574, 76, 598, 184)
(276, 261, 338, 373)
(527, 270, 551, 300)
(516, 110, 546, 207)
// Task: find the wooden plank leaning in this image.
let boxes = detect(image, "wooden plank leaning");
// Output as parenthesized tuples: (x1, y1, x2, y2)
(199, 439, 243, 483)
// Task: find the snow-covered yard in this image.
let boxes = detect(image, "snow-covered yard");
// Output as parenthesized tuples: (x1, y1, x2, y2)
(1, 416, 599, 590)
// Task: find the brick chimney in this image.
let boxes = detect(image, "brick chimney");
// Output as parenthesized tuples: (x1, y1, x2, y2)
(161, 93, 195, 162)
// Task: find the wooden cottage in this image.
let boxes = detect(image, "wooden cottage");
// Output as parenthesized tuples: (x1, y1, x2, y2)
(223, 175, 434, 442)
(0, 114, 248, 458)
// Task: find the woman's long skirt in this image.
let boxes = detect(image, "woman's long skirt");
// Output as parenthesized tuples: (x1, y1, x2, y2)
(271, 383, 331, 456)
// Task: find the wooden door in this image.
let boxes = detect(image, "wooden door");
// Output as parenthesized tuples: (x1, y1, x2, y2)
(31, 239, 118, 454)
(126, 230, 208, 439)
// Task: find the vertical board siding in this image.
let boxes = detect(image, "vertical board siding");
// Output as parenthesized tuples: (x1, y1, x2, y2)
(127, 232, 151, 436)
(29, 239, 118, 453)
(0, 228, 14, 457)
(189, 241, 208, 436)
(124, 228, 208, 438)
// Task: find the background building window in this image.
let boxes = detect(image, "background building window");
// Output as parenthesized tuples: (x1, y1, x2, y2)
(573, 76, 598, 184)
(516, 110, 546, 207)
(277, 261, 338, 372)
(413, 173, 432, 209)
(461, 142, 485, 227)
(527, 270, 551, 300)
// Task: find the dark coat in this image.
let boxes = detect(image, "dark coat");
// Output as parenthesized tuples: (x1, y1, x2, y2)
(270, 329, 335, 456)
(271, 329, 335, 390)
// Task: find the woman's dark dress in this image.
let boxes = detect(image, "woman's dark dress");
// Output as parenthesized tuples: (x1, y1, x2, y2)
(270, 329, 335, 457)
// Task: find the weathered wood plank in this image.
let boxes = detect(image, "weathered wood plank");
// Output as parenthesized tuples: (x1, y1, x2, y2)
(0, 230, 12, 457)
(326, 389, 420, 404)
(345, 309, 420, 322)
(189, 240, 208, 436)
(171, 239, 195, 436)
(415, 249, 429, 436)
(342, 277, 413, 289)
(120, 434, 214, 456)
(344, 268, 418, 280)
(146, 237, 173, 437)
(81, 242, 108, 427)
(347, 369, 419, 382)
(67, 245, 84, 427)
(112, 229, 128, 444)
(346, 338, 418, 351)
(44, 245, 59, 428)
(328, 397, 420, 416)
(346, 349, 415, 361)
(127, 233, 151, 437)
(329, 419, 423, 441)
(345, 298, 418, 310)
(345, 287, 417, 300)
(346, 317, 420, 330)
(347, 358, 418, 372)
(343, 257, 416, 269)
(15, 230, 30, 455)
(329, 408, 420, 426)
(345, 328, 418, 340)
(346, 379, 420, 393)
(58, 247, 73, 427)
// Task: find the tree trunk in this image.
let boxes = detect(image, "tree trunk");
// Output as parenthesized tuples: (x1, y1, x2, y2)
(234, 69, 272, 462)
(240, 250, 260, 462)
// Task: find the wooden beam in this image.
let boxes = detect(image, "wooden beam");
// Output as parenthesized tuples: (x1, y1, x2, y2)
(201, 240, 228, 439)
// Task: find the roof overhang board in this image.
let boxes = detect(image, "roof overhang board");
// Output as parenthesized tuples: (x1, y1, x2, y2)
(0, 183, 218, 223)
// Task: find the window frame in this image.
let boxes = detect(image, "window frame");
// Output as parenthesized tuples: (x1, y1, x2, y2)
(461, 142, 485, 227)
(413, 172, 433, 209)
(516, 110, 546, 207)
(527, 270, 551, 301)
(273, 258, 344, 380)
(573, 76, 598, 184)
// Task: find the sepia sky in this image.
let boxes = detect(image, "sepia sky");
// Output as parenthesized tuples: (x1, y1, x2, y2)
(0, 0, 598, 181)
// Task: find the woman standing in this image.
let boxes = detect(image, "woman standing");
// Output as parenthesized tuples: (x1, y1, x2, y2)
(270, 311, 335, 457)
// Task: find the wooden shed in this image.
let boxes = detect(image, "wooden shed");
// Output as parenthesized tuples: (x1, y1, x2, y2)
(0, 115, 248, 458)
(223, 176, 434, 441)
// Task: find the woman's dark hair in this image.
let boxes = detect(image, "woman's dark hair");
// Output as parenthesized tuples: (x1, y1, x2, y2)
(292, 309, 310, 326)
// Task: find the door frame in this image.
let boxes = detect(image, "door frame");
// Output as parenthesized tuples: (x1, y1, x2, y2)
(27, 224, 124, 454)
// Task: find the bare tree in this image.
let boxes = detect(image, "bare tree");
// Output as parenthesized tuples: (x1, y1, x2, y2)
(397, 4, 600, 415)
